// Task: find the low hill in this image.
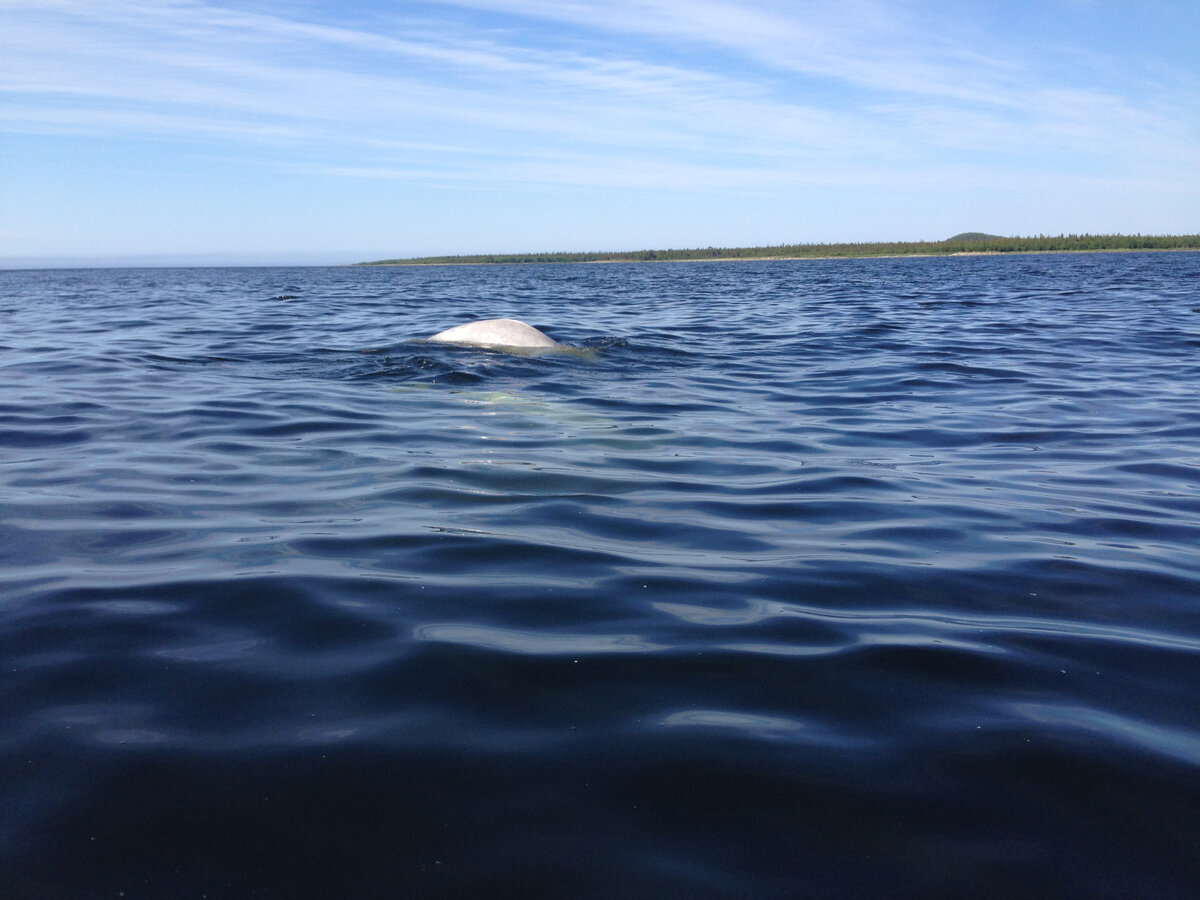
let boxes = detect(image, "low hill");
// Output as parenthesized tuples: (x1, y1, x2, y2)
(947, 232, 1006, 242)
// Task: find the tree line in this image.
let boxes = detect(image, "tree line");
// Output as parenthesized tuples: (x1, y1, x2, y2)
(358, 233, 1200, 266)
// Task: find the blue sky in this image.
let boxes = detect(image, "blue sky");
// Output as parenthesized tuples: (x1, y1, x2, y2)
(2, 0, 1198, 266)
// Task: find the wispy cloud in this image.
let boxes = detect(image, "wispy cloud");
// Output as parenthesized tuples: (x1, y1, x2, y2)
(4, 0, 1195, 192)
(3, 3, 782, 164)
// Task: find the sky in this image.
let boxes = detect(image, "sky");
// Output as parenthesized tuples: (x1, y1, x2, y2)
(2, 0, 1198, 266)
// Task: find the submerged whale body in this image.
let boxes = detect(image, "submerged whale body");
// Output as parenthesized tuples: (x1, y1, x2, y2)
(428, 318, 561, 349)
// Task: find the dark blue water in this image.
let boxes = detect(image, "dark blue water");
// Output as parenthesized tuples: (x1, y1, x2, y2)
(2, 254, 1199, 897)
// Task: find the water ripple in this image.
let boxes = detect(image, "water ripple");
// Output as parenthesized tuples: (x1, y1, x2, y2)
(2, 256, 1199, 896)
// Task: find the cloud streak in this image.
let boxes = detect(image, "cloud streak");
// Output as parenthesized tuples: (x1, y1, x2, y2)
(5, 0, 1195, 188)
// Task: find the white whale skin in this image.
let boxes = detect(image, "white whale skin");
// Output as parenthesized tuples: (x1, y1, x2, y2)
(428, 318, 561, 349)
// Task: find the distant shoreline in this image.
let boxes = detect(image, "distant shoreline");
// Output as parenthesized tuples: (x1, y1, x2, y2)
(355, 233, 1200, 267)
(360, 247, 1199, 267)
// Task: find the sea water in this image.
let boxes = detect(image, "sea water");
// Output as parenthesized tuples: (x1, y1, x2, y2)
(2, 254, 1199, 897)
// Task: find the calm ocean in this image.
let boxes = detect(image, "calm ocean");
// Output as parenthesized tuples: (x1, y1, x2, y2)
(2, 254, 1199, 897)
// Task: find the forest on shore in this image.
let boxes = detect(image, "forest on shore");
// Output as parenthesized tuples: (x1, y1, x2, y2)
(357, 233, 1200, 266)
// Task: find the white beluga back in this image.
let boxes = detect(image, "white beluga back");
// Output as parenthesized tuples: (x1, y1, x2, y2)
(428, 318, 561, 350)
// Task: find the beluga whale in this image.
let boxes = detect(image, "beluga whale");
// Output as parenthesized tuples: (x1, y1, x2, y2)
(427, 318, 562, 350)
